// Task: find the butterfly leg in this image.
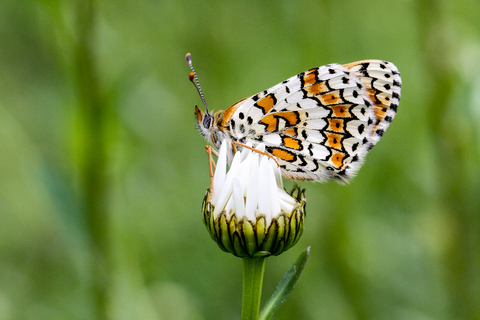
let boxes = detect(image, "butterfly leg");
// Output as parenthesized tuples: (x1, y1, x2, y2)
(231, 141, 280, 167)
(205, 145, 217, 194)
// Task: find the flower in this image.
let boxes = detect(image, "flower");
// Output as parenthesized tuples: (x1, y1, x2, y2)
(202, 140, 307, 258)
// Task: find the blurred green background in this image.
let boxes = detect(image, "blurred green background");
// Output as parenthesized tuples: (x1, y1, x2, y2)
(1, 0, 480, 319)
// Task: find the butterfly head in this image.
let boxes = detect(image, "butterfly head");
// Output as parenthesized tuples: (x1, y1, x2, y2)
(196, 105, 231, 147)
(194, 104, 213, 139)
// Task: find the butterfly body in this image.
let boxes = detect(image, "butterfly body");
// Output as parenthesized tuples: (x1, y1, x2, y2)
(193, 59, 401, 182)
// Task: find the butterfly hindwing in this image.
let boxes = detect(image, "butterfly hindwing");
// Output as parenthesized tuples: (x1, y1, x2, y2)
(343, 60, 401, 145)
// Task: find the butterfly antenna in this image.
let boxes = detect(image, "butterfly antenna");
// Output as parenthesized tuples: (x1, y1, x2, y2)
(186, 53, 210, 113)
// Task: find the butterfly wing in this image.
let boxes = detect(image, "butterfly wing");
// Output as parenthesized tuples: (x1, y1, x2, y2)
(226, 60, 401, 182)
(343, 60, 401, 145)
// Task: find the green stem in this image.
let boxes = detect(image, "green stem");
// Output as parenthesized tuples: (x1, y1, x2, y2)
(242, 257, 268, 320)
(74, 0, 110, 319)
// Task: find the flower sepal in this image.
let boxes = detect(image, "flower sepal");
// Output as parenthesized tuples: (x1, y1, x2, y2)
(202, 185, 306, 258)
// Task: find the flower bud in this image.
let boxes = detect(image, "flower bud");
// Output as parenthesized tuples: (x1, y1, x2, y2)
(202, 141, 307, 258)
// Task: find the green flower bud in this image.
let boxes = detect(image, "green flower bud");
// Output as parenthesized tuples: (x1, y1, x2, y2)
(202, 141, 307, 258)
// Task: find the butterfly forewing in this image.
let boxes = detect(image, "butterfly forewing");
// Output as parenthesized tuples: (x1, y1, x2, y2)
(218, 60, 401, 182)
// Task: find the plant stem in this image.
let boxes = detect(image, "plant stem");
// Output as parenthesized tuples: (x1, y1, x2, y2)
(242, 257, 267, 320)
(74, 0, 110, 319)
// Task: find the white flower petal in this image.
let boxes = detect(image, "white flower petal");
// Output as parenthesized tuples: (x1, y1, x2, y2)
(279, 198, 295, 214)
(258, 156, 271, 221)
(271, 158, 283, 189)
(278, 188, 298, 206)
(212, 140, 227, 202)
(245, 153, 259, 221)
(232, 177, 245, 219)
(240, 142, 253, 161)
(269, 167, 281, 218)
(213, 150, 243, 217)
(256, 143, 266, 153)
(237, 154, 252, 197)
(224, 194, 234, 217)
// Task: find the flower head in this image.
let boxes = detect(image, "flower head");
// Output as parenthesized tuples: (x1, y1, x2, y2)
(202, 141, 306, 258)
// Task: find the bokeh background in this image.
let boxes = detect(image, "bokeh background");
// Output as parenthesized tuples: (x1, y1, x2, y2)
(1, 0, 480, 319)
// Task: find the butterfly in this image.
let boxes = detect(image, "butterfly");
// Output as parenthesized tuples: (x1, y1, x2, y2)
(186, 53, 401, 182)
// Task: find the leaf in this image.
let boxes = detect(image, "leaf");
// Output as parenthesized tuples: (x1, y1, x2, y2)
(258, 247, 310, 320)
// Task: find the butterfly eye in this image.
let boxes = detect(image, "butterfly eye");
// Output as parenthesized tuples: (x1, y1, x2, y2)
(203, 114, 213, 129)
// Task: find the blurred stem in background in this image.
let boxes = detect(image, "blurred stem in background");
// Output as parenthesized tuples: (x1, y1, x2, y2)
(416, 0, 480, 319)
(74, 0, 110, 319)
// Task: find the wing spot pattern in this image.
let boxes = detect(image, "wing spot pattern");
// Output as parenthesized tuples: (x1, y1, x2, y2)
(267, 147, 297, 162)
(282, 137, 303, 150)
(327, 119, 344, 133)
(331, 152, 346, 169)
(259, 111, 300, 132)
(283, 127, 297, 136)
(254, 93, 277, 114)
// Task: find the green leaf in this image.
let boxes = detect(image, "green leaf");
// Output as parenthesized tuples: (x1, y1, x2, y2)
(258, 247, 310, 320)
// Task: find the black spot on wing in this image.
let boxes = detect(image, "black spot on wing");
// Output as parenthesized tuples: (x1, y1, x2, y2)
(358, 124, 365, 135)
(352, 142, 359, 151)
(358, 63, 369, 76)
(297, 154, 307, 166)
(308, 144, 314, 156)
